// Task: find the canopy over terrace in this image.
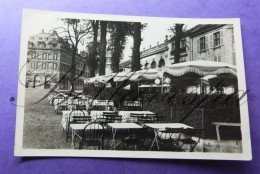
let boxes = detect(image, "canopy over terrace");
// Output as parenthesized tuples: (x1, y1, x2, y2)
(157, 60, 237, 93)
(158, 60, 237, 79)
(84, 73, 116, 84)
(113, 69, 159, 82)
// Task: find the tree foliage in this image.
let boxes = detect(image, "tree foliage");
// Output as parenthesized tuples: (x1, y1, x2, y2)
(52, 18, 92, 92)
(108, 22, 133, 73)
(169, 24, 185, 64)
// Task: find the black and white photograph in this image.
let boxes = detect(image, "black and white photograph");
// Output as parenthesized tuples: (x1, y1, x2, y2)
(14, 9, 251, 160)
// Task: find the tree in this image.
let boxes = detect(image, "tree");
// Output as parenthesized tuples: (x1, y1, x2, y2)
(88, 20, 100, 77)
(108, 22, 133, 73)
(53, 19, 92, 92)
(169, 24, 184, 64)
(130, 22, 142, 91)
(131, 22, 142, 72)
(99, 21, 108, 75)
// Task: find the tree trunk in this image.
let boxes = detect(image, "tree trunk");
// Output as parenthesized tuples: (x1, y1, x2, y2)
(70, 48, 77, 92)
(130, 22, 142, 91)
(99, 21, 108, 75)
(89, 20, 99, 77)
(174, 24, 184, 64)
(111, 23, 122, 73)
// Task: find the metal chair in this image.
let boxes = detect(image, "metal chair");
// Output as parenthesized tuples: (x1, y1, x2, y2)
(121, 128, 146, 150)
(66, 110, 88, 140)
(79, 122, 105, 150)
(130, 113, 154, 123)
(179, 128, 204, 152)
(157, 128, 184, 151)
(103, 112, 122, 123)
(54, 98, 68, 114)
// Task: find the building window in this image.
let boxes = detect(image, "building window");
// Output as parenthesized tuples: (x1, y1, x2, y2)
(31, 62, 35, 69)
(214, 32, 220, 47)
(39, 37, 42, 40)
(158, 59, 165, 68)
(32, 52, 36, 59)
(180, 39, 186, 48)
(150, 61, 157, 69)
(53, 53, 57, 60)
(48, 53, 52, 60)
(171, 43, 175, 51)
(180, 39, 186, 52)
(48, 62, 52, 70)
(214, 55, 221, 62)
(37, 62, 41, 69)
(53, 63, 57, 70)
(42, 53, 47, 60)
(37, 53, 40, 59)
(42, 63, 46, 69)
(200, 37, 206, 51)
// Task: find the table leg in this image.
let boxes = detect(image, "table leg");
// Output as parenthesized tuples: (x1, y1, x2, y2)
(111, 129, 117, 150)
(149, 130, 159, 151)
(71, 129, 75, 149)
(215, 125, 222, 151)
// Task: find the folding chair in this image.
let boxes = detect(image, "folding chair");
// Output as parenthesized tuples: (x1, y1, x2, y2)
(158, 128, 183, 151)
(54, 98, 68, 114)
(179, 128, 204, 152)
(121, 128, 146, 150)
(66, 110, 88, 141)
(79, 122, 105, 150)
(103, 112, 122, 123)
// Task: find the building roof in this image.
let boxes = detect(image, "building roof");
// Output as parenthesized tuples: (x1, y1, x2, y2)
(168, 24, 226, 41)
(30, 29, 58, 39)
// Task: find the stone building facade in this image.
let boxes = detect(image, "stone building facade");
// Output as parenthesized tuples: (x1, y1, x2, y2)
(26, 30, 89, 90)
(119, 24, 236, 71)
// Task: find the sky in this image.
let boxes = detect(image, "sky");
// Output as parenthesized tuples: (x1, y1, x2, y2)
(26, 17, 194, 61)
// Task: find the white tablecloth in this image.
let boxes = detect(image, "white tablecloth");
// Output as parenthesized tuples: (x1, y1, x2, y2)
(53, 98, 72, 110)
(61, 110, 88, 129)
(118, 111, 154, 122)
(145, 123, 192, 140)
(107, 123, 143, 129)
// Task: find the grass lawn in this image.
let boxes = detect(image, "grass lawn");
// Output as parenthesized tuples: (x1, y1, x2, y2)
(23, 88, 71, 149)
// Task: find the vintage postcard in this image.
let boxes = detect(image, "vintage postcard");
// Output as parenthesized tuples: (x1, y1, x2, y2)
(14, 9, 251, 160)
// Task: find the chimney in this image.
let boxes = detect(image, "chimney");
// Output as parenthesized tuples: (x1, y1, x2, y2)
(42, 29, 44, 33)
(165, 35, 168, 42)
(157, 42, 159, 45)
(150, 45, 151, 48)
(143, 48, 145, 51)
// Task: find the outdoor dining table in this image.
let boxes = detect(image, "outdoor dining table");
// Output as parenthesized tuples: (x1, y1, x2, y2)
(70, 123, 103, 149)
(144, 123, 192, 151)
(118, 111, 154, 122)
(61, 110, 89, 129)
(107, 123, 143, 150)
(212, 122, 241, 151)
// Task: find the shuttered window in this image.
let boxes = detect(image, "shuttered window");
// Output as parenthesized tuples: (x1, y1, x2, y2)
(200, 37, 206, 51)
(214, 55, 221, 62)
(214, 32, 220, 47)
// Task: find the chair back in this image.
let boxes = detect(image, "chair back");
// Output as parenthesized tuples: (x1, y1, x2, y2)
(82, 122, 104, 147)
(103, 112, 122, 123)
(130, 113, 154, 123)
(69, 110, 86, 123)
